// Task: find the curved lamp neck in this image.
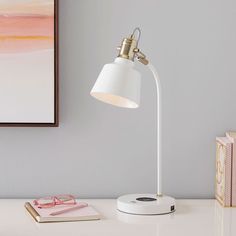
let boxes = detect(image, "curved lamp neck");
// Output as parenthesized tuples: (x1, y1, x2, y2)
(117, 29, 163, 196)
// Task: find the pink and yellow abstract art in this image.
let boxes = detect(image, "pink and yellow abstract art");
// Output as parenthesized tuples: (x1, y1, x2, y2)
(0, 0, 58, 125)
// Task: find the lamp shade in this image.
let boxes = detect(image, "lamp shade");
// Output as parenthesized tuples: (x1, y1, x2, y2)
(90, 58, 141, 108)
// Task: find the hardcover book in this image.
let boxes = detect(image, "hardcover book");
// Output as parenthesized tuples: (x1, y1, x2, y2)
(226, 132, 236, 206)
(25, 202, 101, 223)
(215, 137, 233, 207)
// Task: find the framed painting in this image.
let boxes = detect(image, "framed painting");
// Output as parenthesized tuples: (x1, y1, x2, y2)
(0, 0, 58, 127)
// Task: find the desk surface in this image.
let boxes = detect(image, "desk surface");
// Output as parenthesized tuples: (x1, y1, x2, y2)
(1, 199, 235, 236)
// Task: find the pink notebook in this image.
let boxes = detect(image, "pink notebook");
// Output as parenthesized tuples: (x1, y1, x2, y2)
(25, 202, 101, 223)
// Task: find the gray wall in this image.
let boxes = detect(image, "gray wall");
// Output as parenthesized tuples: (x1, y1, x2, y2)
(1, 0, 236, 198)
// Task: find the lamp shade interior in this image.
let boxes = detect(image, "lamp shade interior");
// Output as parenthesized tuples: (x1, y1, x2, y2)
(90, 58, 141, 108)
(91, 92, 139, 108)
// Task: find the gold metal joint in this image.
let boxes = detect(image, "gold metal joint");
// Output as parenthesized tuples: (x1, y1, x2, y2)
(156, 194, 163, 197)
(136, 50, 149, 65)
(136, 56, 149, 65)
(116, 28, 149, 65)
(117, 37, 137, 61)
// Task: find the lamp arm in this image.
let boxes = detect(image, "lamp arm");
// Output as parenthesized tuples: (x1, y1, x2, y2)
(117, 27, 163, 196)
(135, 48, 162, 196)
(147, 63, 162, 197)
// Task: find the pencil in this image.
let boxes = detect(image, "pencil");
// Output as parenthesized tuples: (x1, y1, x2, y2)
(50, 203, 88, 216)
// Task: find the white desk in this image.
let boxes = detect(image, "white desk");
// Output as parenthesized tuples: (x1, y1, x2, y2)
(1, 199, 235, 236)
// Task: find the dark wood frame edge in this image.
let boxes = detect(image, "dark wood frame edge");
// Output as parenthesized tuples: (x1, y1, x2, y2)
(0, 0, 59, 127)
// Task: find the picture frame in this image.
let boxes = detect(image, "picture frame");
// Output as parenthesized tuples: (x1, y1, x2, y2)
(0, 0, 58, 127)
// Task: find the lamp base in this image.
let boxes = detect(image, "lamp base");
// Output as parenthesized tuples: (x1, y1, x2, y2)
(117, 194, 176, 215)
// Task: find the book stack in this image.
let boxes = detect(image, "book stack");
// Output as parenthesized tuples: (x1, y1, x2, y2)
(216, 132, 236, 207)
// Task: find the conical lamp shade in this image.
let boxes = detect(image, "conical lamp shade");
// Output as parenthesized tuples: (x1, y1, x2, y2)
(90, 58, 141, 108)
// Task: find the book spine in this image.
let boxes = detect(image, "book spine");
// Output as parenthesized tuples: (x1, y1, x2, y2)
(225, 133, 236, 206)
(215, 138, 232, 207)
(225, 142, 232, 206)
(24, 202, 40, 222)
(232, 141, 236, 206)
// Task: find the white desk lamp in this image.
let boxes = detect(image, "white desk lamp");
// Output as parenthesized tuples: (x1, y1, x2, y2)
(90, 28, 175, 215)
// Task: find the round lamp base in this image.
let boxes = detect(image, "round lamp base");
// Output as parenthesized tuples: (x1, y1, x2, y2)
(117, 194, 176, 215)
